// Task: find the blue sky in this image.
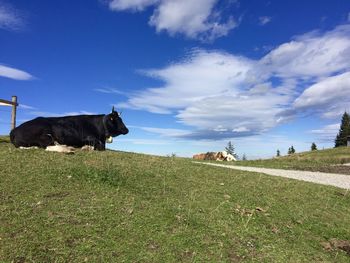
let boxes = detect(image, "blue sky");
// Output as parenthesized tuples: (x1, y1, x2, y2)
(1, 0, 350, 158)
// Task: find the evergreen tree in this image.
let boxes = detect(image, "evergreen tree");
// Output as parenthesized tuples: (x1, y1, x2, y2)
(242, 154, 247, 161)
(335, 112, 350, 147)
(291, 145, 295, 154)
(311, 142, 317, 151)
(276, 149, 280, 157)
(288, 146, 295, 155)
(225, 141, 237, 158)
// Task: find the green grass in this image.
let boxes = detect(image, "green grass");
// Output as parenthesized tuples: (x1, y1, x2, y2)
(0, 135, 10, 144)
(1, 140, 350, 262)
(231, 147, 350, 175)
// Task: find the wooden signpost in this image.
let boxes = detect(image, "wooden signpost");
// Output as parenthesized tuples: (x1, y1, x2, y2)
(0, 96, 18, 130)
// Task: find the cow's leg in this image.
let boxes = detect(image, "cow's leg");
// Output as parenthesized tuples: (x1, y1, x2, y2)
(94, 140, 105, 151)
(37, 133, 54, 148)
(83, 136, 105, 151)
(46, 144, 75, 153)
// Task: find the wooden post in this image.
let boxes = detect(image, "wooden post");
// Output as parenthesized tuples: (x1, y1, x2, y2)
(11, 96, 17, 130)
(347, 136, 350, 147)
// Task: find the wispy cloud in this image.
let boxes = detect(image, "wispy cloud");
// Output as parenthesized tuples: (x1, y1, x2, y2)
(136, 126, 192, 137)
(0, 64, 33, 80)
(294, 72, 350, 118)
(116, 48, 292, 140)
(259, 25, 350, 79)
(107, 0, 238, 41)
(108, 0, 158, 11)
(131, 125, 256, 140)
(116, 138, 171, 145)
(94, 87, 128, 96)
(309, 123, 339, 142)
(29, 110, 97, 117)
(0, 2, 25, 31)
(118, 50, 256, 114)
(258, 16, 271, 25)
(116, 24, 350, 140)
(18, 104, 36, 110)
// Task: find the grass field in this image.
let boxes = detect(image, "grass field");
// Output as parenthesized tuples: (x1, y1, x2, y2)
(1, 138, 350, 262)
(232, 147, 350, 175)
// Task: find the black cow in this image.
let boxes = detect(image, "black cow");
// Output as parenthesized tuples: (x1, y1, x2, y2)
(10, 107, 128, 151)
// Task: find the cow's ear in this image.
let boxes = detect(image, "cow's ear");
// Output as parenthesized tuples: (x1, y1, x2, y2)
(118, 111, 122, 117)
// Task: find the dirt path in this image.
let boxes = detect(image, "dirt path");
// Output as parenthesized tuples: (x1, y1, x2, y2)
(193, 162, 350, 190)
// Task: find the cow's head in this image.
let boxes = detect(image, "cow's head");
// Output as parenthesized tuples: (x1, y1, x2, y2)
(104, 106, 129, 137)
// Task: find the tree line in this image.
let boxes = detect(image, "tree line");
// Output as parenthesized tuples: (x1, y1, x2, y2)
(276, 142, 317, 157)
(276, 111, 350, 157)
(227, 112, 349, 160)
(335, 111, 350, 147)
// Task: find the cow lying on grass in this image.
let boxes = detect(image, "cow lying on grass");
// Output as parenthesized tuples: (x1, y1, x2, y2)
(10, 107, 128, 152)
(193, 151, 236, 161)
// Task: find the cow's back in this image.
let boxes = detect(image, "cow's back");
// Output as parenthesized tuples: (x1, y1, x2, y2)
(48, 115, 104, 147)
(10, 117, 54, 148)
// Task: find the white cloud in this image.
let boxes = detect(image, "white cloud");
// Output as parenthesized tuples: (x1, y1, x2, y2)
(149, 0, 236, 41)
(0, 64, 33, 80)
(258, 16, 271, 25)
(117, 24, 350, 140)
(118, 50, 256, 113)
(108, 0, 158, 11)
(294, 71, 350, 118)
(259, 25, 350, 79)
(214, 125, 228, 132)
(233, 127, 249, 132)
(176, 93, 290, 131)
(107, 0, 237, 41)
(117, 50, 293, 139)
(0, 3, 24, 31)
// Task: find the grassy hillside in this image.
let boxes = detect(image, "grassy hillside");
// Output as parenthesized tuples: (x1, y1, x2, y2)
(234, 147, 350, 174)
(0, 135, 10, 144)
(1, 141, 350, 262)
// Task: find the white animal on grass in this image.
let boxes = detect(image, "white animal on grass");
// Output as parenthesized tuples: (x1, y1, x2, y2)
(19, 146, 39, 149)
(18, 143, 95, 153)
(45, 145, 75, 154)
(45, 142, 95, 153)
(219, 150, 236, 161)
